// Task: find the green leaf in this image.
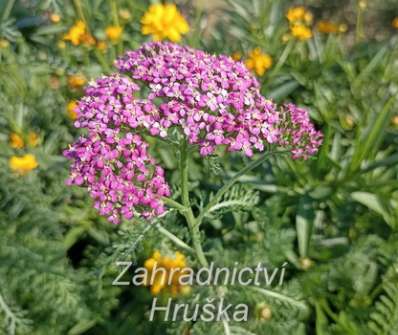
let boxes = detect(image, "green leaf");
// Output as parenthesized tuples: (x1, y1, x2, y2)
(296, 195, 315, 258)
(351, 191, 392, 225)
(348, 97, 395, 174)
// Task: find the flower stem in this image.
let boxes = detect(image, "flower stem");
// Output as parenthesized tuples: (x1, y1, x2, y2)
(197, 150, 289, 225)
(155, 223, 193, 253)
(179, 140, 209, 267)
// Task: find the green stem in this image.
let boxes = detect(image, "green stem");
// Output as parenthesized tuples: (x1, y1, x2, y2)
(197, 150, 289, 224)
(155, 224, 193, 253)
(73, 0, 87, 25)
(162, 197, 187, 213)
(180, 140, 209, 267)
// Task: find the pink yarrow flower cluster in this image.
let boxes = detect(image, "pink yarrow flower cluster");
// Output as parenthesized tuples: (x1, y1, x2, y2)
(64, 76, 170, 224)
(65, 42, 322, 223)
(116, 42, 281, 156)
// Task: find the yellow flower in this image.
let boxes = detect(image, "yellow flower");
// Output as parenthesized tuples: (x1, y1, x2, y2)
(68, 74, 86, 89)
(286, 6, 306, 23)
(9, 133, 24, 149)
(9, 154, 38, 175)
(358, 0, 367, 10)
(317, 20, 339, 34)
(282, 33, 291, 43)
(286, 6, 312, 25)
(67, 100, 78, 120)
(393, 17, 398, 29)
(392, 115, 398, 126)
(81, 33, 96, 46)
(63, 20, 86, 45)
(141, 3, 189, 42)
(96, 40, 108, 52)
(304, 11, 313, 25)
(245, 48, 272, 76)
(50, 13, 61, 23)
(119, 9, 132, 21)
(0, 39, 9, 48)
(339, 23, 348, 33)
(28, 132, 39, 147)
(105, 25, 123, 42)
(144, 250, 190, 296)
(231, 52, 242, 61)
(57, 41, 66, 49)
(290, 24, 312, 41)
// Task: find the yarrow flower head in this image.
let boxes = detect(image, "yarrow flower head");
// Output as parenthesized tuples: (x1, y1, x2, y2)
(65, 42, 322, 223)
(116, 42, 281, 157)
(64, 75, 170, 224)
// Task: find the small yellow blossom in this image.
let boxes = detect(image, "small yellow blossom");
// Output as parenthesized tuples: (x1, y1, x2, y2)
(50, 13, 61, 23)
(291, 24, 312, 41)
(245, 48, 272, 76)
(68, 74, 86, 89)
(105, 25, 123, 42)
(304, 11, 313, 25)
(63, 20, 86, 45)
(10, 133, 24, 149)
(67, 100, 78, 120)
(393, 17, 398, 29)
(9, 154, 38, 175)
(339, 23, 348, 33)
(28, 132, 39, 147)
(392, 115, 398, 126)
(286, 6, 312, 25)
(317, 20, 339, 34)
(231, 52, 242, 61)
(96, 40, 107, 52)
(0, 39, 9, 48)
(141, 3, 189, 42)
(119, 9, 131, 21)
(282, 33, 291, 43)
(81, 33, 96, 46)
(358, 0, 367, 10)
(144, 250, 191, 296)
(257, 303, 272, 321)
(57, 41, 66, 49)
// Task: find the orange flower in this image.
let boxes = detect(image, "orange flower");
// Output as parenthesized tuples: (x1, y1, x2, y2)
(63, 20, 86, 46)
(96, 41, 107, 52)
(144, 250, 191, 297)
(105, 26, 123, 42)
(81, 33, 96, 46)
(291, 24, 312, 41)
(245, 48, 272, 76)
(67, 100, 78, 120)
(231, 52, 242, 61)
(393, 17, 398, 29)
(9, 133, 24, 149)
(317, 20, 339, 34)
(50, 13, 61, 23)
(28, 132, 39, 147)
(68, 74, 86, 89)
